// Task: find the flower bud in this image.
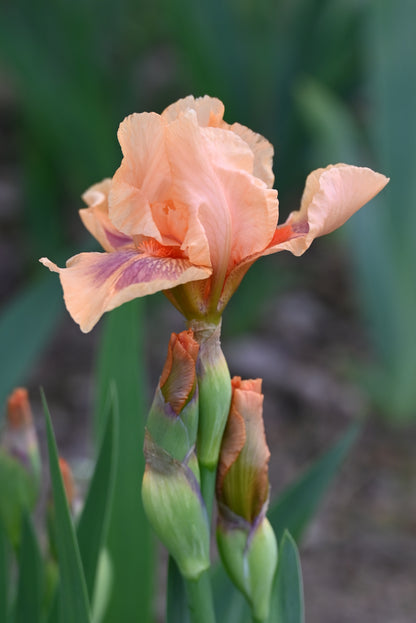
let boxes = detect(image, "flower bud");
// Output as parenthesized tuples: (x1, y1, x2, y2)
(2, 388, 41, 493)
(142, 331, 210, 580)
(146, 330, 199, 463)
(142, 434, 210, 580)
(0, 388, 41, 546)
(188, 320, 231, 469)
(216, 377, 277, 622)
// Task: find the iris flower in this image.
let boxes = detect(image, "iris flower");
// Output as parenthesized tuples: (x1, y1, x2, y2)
(41, 96, 388, 331)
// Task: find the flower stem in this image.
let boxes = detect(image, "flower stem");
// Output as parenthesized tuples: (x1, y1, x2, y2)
(184, 570, 217, 623)
(200, 463, 217, 523)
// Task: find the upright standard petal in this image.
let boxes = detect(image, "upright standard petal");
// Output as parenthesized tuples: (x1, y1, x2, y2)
(109, 112, 171, 240)
(80, 179, 134, 252)
(226, 122, 275, 188)
(162, 95, 225, 127)
(40, 252, 211, 333)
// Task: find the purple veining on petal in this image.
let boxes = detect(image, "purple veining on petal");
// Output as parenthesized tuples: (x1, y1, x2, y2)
(90, 251, 137, 286)
(291, 220, 309, 235)
(115, 256, 186, 290)
(105, 227, 133, 249)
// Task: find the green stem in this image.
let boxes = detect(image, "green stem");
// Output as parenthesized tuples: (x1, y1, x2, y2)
(200, 464, 217, 523)
(184, 570, 216, 623)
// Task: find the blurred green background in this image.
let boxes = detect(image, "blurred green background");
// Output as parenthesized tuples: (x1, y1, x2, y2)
(1, 0, 415, 421)
(0, 1, 416, 622)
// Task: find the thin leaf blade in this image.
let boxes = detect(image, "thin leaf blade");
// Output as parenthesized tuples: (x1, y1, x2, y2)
(42, 390, 91, 623)
(77, 391, 117, 601)
(269, 531, 304, 623)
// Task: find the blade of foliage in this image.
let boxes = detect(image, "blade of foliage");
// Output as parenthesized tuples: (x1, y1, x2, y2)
(362, 0, 416, 420)
(269, 531, 304, 623)
(77, 392, 117, 601)
(270, 422, 360, 543)
(91, 549, 113, 623)
(94, 300, 154, 623)
(0, 278, 62, 413)
(14, 514, 42, 623)
(166, 556, 189, 623)
(0, 522, 9, 623)
(42, 390, 91, 623)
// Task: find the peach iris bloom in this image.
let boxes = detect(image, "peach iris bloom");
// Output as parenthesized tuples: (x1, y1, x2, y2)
(41, 96, 388, 332)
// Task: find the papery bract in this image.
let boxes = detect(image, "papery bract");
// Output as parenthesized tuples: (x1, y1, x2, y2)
(40, 95, 389, 331)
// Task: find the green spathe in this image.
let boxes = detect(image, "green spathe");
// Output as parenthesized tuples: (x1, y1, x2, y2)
(217, 518, 277, 622)
(189, 320, 231, 469)
(146, 387, 199, 463)
(142, 437, 210, 581)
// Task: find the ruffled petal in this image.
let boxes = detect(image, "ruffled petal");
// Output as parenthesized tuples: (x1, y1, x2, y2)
(80, 179, 134, 252)
(166, 112, 278, 274)
(162, 95, 225, 126)
(227, 122, 275, 188)
(165, 111, 231, 270)
(265, 164, 389, 256)
(40, 252, 211, 333)
(109, 112, 171, 239)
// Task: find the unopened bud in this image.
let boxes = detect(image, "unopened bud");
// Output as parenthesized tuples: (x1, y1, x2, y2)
(188, 320, 231, 469)
(0, 388, 41, 546)
(142, 331, 209, 579)
(216, 377, 277, 621)
(146, 330, 199, 463)
(2, 388, 41, 492)
(142, 435, 210, 580)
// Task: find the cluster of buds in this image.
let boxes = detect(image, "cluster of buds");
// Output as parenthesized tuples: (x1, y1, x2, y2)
(141, 330, 210, 580)
(216, 377, 277, 622)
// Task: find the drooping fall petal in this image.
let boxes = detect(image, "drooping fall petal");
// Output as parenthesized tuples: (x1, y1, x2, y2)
(264, 164, 390, 256)
(40, 252, 211, 333)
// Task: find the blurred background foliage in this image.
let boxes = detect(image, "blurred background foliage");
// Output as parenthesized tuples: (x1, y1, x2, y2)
(0, 0, 415, 417)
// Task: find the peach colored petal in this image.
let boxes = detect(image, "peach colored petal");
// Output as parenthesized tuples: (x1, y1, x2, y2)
(162, 95, 225, 126)
(109, 112, 171, 239)
(219, 379, 269, 522)
(227, 122, 275, 188)
(265, 164, 389, 256)
(166, 112, 278, 277)
(200, 126, 278, 269)
(80, 179, 134, 252)
(160, 330, 199, 414)
(40, 252, 211, 333)
(166, 111, 231, 271)
(216, 408, 246, 498)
